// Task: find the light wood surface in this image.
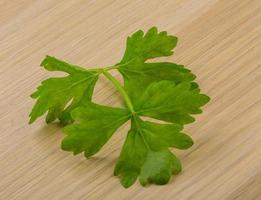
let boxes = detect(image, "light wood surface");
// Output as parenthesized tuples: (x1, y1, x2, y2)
(1, 0, 261, 199)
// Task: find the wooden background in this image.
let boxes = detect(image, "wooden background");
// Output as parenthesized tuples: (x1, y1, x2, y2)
(0, 0, 260, 199)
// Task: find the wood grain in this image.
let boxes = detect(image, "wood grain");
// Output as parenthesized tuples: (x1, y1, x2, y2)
(0, 0, 260, 199)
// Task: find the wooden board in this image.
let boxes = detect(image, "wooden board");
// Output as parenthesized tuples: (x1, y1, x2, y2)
(0, 0, 260, 199)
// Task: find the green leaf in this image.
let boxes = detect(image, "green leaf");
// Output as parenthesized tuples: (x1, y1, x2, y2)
(114, 117, 188, 187)
(118, 27, 196, 101)
(62, 102, 130, 158)
(140, 121, 193, 150)
(121, 27, 178, 63)
(114, 121, 147, 188)
(135, 81, 210, 124)
(139, 150, 181, 186)
(119, 62, 196, 102)
(29, 56, 98, 124)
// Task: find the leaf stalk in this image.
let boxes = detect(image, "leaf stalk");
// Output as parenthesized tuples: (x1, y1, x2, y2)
(102, 70, 135, 114)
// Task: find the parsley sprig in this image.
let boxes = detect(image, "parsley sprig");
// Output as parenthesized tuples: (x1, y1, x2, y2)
(29, 27, 210, 187)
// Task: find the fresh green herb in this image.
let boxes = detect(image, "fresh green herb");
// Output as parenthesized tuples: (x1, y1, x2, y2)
(29, 27, 210, 188)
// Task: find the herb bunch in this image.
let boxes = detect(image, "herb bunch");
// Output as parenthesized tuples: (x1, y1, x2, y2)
(29, 27, 210, 188)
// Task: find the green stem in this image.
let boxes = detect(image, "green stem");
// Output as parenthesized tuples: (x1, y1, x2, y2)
(89, 60, 134, 73)
(103, 65, 119, 71)
(102, 70, 135, 113)
(89, 62, 151, 150)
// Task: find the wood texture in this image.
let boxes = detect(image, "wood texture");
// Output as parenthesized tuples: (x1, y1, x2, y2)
(0, 0, 260, 199)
